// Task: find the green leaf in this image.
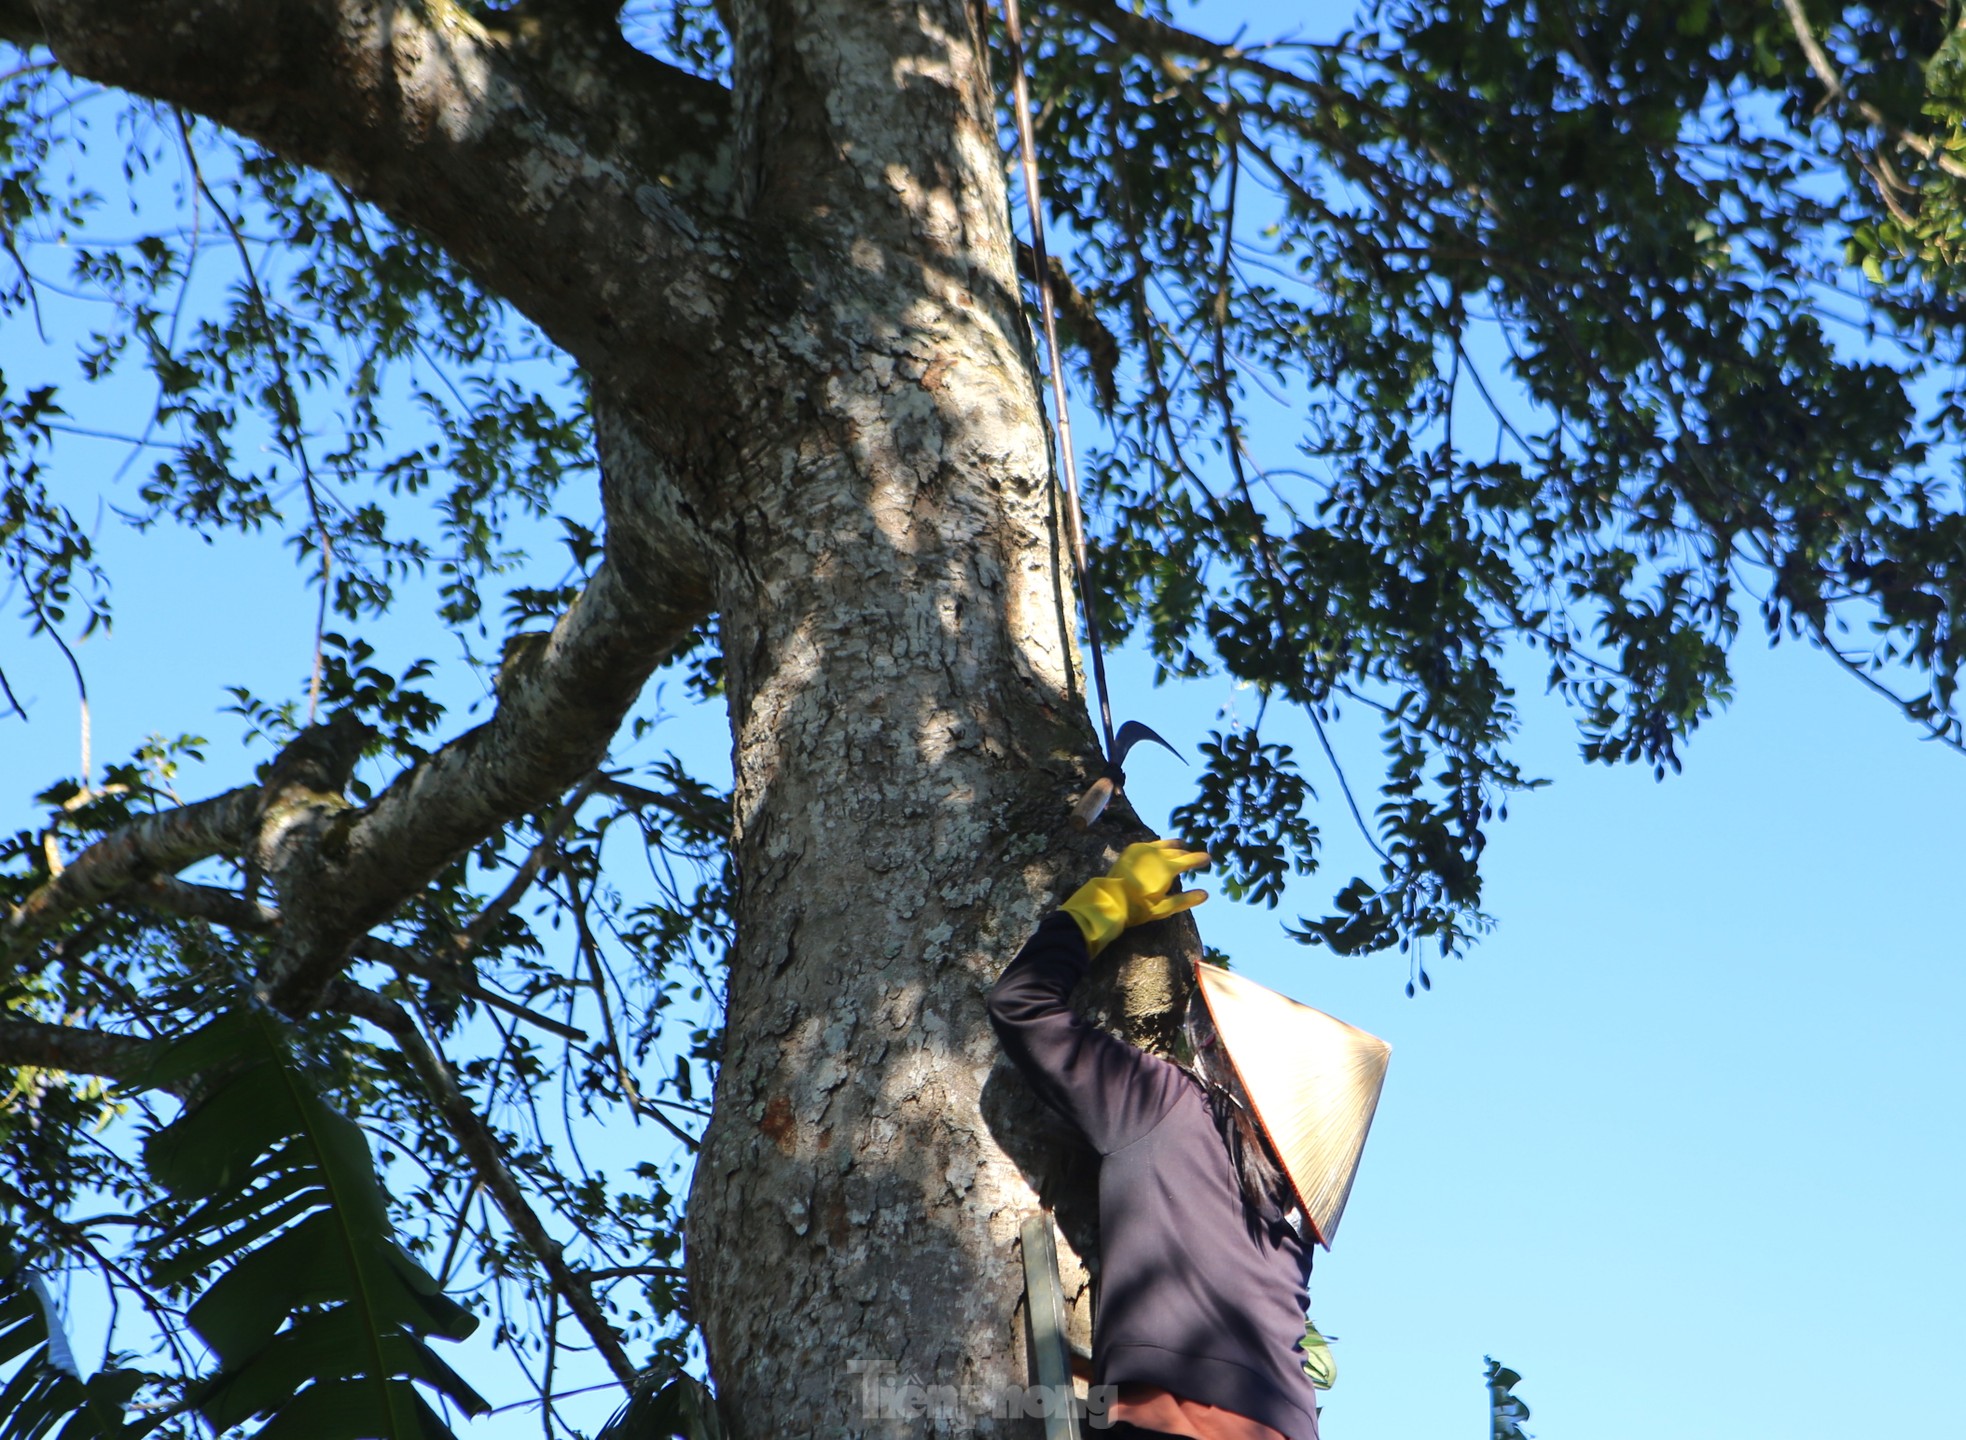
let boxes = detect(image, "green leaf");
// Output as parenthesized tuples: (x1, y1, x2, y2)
(240, 1378, 455, 1440)
(1299, 1319, 1337, 1390)
(132, 1010, 485, 1436)
(597, 1370, 724, 1440)
(0, 1254, 151, 1440)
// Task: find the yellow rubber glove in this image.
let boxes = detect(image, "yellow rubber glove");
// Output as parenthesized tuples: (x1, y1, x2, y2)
(1059, 839, 1211, 957)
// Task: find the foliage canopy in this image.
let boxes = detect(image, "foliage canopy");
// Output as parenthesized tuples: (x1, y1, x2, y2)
(4, 0, 1966, 1431)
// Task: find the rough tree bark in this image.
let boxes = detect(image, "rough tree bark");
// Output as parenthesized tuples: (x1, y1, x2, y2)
(5, 0, 1200, 1433)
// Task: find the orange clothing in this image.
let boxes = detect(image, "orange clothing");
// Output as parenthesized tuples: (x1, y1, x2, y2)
(1110, 1384, 1291, 1440)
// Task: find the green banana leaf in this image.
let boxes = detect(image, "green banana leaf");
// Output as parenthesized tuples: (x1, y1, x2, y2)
(0, 1255, 154, 1439)
(5, 1008, 491, 1440)
(136, 1010, 487, 1438)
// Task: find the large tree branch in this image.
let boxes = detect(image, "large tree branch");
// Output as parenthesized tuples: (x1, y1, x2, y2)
(30, 0, 745, 403)
(262, 554, 709, 1009)
(0, 0, 41, 49)
(128, 875, 279, 932)
(6, 547, 706, 1012)
(2, 786, 259, 957)
(0, 1016, 154, 1083)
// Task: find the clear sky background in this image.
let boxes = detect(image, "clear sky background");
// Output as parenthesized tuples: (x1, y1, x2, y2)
(5, 3, 1966, 1437)
(8, 478, 1964, 1440)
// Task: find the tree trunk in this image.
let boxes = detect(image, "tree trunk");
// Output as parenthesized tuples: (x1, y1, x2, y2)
(688, 406, 1065, 1431)
(679, 17, 1101, 1418)
(683, 283, 1197, 1428)
(15, 0, 1208, 1432)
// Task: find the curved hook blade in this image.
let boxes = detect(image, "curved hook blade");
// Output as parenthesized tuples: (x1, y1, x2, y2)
(1112, 719, 1185, 769)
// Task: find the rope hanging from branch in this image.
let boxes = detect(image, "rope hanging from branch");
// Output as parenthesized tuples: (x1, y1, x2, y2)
(1000, 0, 1117, 767)
(1000, 0, 1184, 827)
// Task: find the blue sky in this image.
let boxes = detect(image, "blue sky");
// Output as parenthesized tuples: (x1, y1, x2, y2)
(7, 4, 1966, 1437)
(9, 475, 1963, 1440)
(1113, 629, 1966, 1440)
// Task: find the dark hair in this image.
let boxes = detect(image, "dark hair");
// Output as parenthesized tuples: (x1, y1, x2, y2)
(1182, 992, 1295, 1221)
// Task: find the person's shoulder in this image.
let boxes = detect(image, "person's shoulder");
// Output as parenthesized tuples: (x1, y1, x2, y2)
(1141, 1061, 1213, 1123)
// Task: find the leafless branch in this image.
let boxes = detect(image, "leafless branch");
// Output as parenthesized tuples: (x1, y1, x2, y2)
(1801, 617, 1966, 756)
(455, 774, 603, 957)
(3, 785, 260, 959)
(564, 860, 634, 1098)
(556, 853, 704, 1151)
(0, 659, 28, 721)
(29, 593, 90, 783)
(327, 980, 637, 1387)
(353, 936, 589, 1043)
(0, 1015, 156, 1084)
(594, 776, 727, 833)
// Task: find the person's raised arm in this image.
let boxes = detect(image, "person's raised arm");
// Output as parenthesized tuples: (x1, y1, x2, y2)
(986, 841, 1209, 1154)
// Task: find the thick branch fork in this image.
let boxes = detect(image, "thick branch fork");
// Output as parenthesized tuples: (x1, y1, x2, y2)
(7, 553, 707, 1017)
(262, 558, 706, 1009)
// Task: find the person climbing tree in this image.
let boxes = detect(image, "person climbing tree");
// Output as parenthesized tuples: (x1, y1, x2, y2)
(988, 840, 1389, 1440)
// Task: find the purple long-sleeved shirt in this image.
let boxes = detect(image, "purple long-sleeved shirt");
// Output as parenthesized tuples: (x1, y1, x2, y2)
(986, 913, 1321, 1440)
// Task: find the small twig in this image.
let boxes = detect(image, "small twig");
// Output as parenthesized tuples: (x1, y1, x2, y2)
(0, 661, 25, 720)
(560, 854, 642, 1119)
(593, 775, 726, 831)
(635, 1095, 706, 1153)
(354, 936, 589, 1043)
(455, 774, 602, 956)
(29, 597, 90, 790)
(0, 61, 60, 87)
(174, 109, 334, 719)
(0, 222, 48, 343)
(574, 1265, 688, 1282)
(481, 1381, 625, 1418)
(540, 1287, 560, 1440)
(1802, 619, 1966, 755)
(434, 1178, 484, 1288)
(1307, 707, 1393, 866)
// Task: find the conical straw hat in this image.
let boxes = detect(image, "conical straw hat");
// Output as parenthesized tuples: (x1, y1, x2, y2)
(1194, 961, 1391, 1249)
